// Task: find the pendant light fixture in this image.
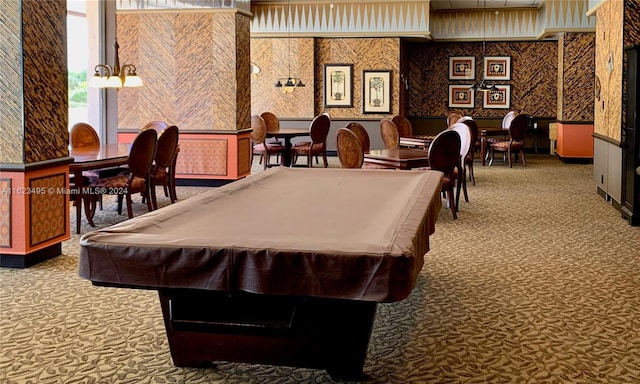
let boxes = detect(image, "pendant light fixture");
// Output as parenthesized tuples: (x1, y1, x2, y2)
(89, 40, 143, 89)
(274, 0, 305, 94)
(470, 0, 498, 93)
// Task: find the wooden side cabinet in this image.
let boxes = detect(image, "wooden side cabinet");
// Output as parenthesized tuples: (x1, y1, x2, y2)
(621, 45, 640, 226)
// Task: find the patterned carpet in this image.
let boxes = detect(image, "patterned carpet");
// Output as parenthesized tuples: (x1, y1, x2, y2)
(2, 154, 640, 383)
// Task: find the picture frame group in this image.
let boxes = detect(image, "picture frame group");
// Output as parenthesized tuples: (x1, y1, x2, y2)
(323, 64, 392, 114)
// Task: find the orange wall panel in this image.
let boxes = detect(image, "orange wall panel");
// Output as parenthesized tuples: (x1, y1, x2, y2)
(556, 123, 594, 159)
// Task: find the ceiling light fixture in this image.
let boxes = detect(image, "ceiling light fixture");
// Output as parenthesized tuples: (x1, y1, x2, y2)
(470, 0, 498, 93)
(89, 40, 143, 89)
(274, 0, 305, 94)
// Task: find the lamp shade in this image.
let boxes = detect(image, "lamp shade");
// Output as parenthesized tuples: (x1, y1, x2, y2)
(124, 75, 143, 87)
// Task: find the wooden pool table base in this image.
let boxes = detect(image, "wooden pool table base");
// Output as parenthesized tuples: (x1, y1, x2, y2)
(158, 289, 378, 380)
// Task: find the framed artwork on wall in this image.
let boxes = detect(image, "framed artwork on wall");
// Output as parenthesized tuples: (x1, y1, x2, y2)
(448, 85, 475, 108)
(362, 70, 392, 114)
(324, 64, 353, 108)
(449, 56, 476, 80)
(484, 56, 511, 80)
(483, 85, 511, 109)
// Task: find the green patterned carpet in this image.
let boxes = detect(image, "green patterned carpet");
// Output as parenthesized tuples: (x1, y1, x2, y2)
(2, 154, 640, 383)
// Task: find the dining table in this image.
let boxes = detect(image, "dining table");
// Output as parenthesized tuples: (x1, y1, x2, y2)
(364, 148, 430, 170)
(399, 135, 436, 150)
(265, 128, 310, 166)
(69, 143, 130, 234)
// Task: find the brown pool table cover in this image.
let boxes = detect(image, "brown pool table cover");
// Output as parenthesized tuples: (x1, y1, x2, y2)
(79, 167, 443, 302)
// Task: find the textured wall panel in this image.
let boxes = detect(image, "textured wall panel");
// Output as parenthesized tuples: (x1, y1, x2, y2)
(594, 0, 623, 140)
(559, 33, 595, 121)
(316, 37, 400, 119)
(21, 1, 69, 164)
(0, 0, 24, 164)
(250, 37, 315, 118)
(175, 138, 227, 175)
(237, 137, 252, 175)
(117, 10, 251, 131)
(408, 41, 558, 118)
(29, 174, 66, 247)
(0, 179, 11, 248)
(625, 0, 640, 48)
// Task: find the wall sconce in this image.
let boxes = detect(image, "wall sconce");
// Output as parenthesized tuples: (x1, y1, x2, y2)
(89, 40, 142, 89)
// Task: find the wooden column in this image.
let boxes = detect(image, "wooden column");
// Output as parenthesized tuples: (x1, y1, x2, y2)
(0, 0, 71, 267)
(116, 7, 253, 182)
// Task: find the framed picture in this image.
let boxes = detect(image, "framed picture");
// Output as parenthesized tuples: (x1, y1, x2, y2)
(484, 56, 511, 80)
(362, 70, 391, 114)
(324, 64, 353, 108)
(448, 85, 475, 108)
(483, 85, 511, 109)
(449, 56, 475, 80)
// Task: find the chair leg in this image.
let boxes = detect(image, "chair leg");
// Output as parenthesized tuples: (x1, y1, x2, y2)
(521, 150, 526, 167)
(117, 195, 124, 215)
(322, 152, 328, 168)
(144, 188, 153, 212)
(150, 184, 158, 211)
(447, 188, 457, 220)
(307, 153, 313, 168)
(125, 194, 134, 219)
(508, 148, 513, 168)
(489, 148, 495, 166)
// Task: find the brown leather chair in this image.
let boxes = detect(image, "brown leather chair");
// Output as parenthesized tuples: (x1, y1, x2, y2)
(489, 114, 528, 167)
(260, 111, 283, 163)
(346, 122, 370, 152)
(392, 115, 413, 137)
(380, 118, 399, 150)
(150, 125, 179, 210)
(251, 114, 285, 169)
(428, 130, 461, 219)
(88, 129, 158, 219)
(291, 113, 331, 167)
(336, 128, 364, 168)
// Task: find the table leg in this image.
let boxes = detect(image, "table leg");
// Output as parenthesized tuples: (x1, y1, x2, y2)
(158, 289, 376, 381)
(282, 138, 293, 167)
(73, 170, 95, 234)
(480, 130, 487, 166)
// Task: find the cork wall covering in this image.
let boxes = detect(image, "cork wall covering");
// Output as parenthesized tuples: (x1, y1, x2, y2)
(0, 179, 10, 248)
(594, 0, 623, 140)
(559, 33, 595, 122)
(407, 41, 558, 118)
(118, 10, 251, 131)
(20, 1, 69, 164)
(175, 138, 227, 176)
(29, 174, 66, 247)
(315, 38, 400, 119)
(250, 37, 315, 118)
(0, 1, 23, 164)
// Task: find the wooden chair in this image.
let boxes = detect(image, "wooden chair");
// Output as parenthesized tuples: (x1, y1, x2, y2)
(260, 112, 283, 164)
(142, 120, 169, 133)
(70, 122, 100, 149)
(150, 125, 179, 210)
(336, 128, 364, 168)
(88, 129, 158, 220)
(450, 122, 472, 208)
(380, 119, 400, 150)
(251, 114, 285, 169)
(392, 115, 413, 137)
(427, 130, 461, 219)
(490, 114, 528, 167)
(461, 119, 479, 185)
(447, 112, 462, 128)
(346, 122, 370, 152)
(291, 114, 331, 167)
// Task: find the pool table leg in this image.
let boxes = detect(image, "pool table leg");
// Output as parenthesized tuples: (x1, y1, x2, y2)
(158, 289, 377, 380)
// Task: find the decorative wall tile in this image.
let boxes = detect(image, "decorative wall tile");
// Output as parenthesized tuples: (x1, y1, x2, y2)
(29, 174, 66, 247)
(0, 179, 11, 248)
(175, 138, 227, 175)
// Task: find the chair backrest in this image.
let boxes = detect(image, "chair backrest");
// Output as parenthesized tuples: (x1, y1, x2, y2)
(155, 125, 179, 168)
(447, 112, 462, 128)
(508, 114, 529, 142)
(309, 113, 331, 144)
(462, 119, 479, 154)
(142, 120, 169, 133)
(260, 112, 280, 133)
(428, 130, 461, 177)
(128, 129, 158, 178)
(70, 122, 100, 149)
(346, 122, 370, 152)
(502, 111, 517, 129)
(336, 128, 364, 168)
(392, 115, 413, 137)
(450, 122, 472, 159)
(380, 118, 399, 150)
(457, 115, 473, 124)
(250, 115, 267, 144)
